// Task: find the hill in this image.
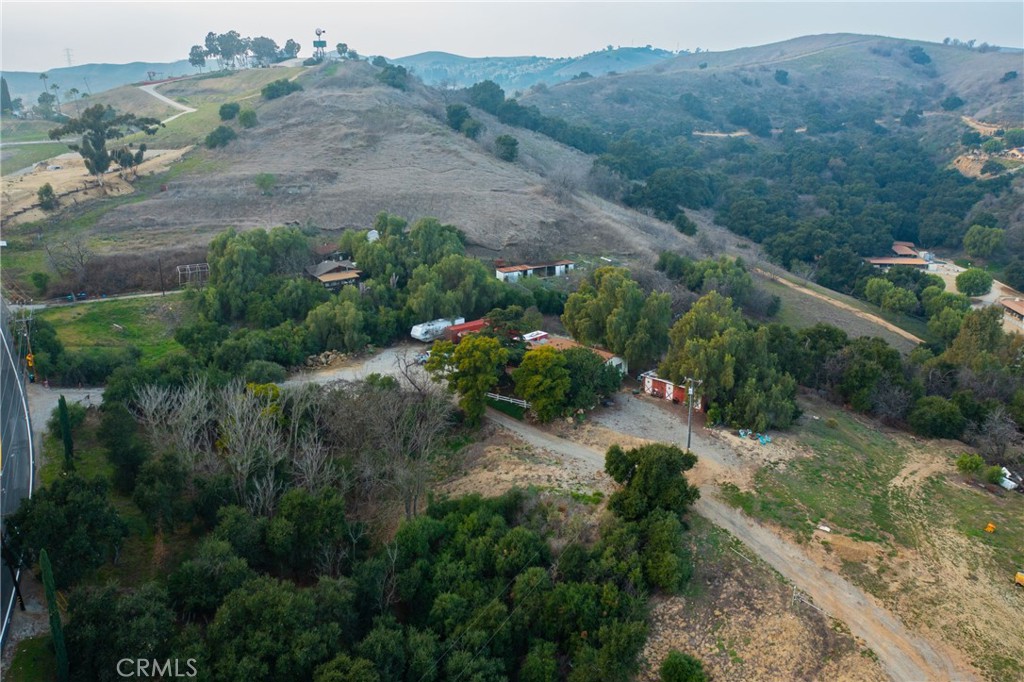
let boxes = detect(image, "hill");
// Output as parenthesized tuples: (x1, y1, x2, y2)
(393, 46, 675, 90)
(521, 34, 1024, 131)
(2, 59, 194, 103)
(84, 61, 685, 261)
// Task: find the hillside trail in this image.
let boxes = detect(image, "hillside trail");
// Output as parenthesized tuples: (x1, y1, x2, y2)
(752, 267, 925, 345)
(138, 83, 196, 124)
(485, 409, 978, 682)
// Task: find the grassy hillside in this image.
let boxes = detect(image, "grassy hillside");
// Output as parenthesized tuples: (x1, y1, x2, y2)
(89, 60, 686, 261)
(524, 34, 1023, 133)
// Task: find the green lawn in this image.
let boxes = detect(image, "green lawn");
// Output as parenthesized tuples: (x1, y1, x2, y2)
(37, 295, 189, 366)
(0, 119, 55, 142)
(7, 635, 57, 682)
(0, 142, 71, 176)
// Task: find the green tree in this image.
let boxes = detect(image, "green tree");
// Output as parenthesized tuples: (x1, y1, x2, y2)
(238, 109, 258, 128)
(466, 80, 505, 113)
(773, 69, 789, 85)
(446, 103, 470, 131)
(1004, 128, 1024, 147)
(513, 346, 571, 422)
(909, 396, 966, 439)
(335, 43, 349, 58)
(37, 182, 58, 210)
(426, 335, 509, 425)
(495, 134, 519, 161)
(863, 277, 895, 306)
(6, 475, 127, 588)
(563, 346, 623, 410)
(40, 549, 69, 682)
(168, 538, 254, 618)
(981, 138, 1004, 153)
(249, 36, 279, 66)
(219, 102, 241, 120)
(461, 118, 482, 139)
(881, 287, 918, 314)
(48, 104, 161, 187)
(940, 95, 964, 111)
(57, 394, 74, 471)
(305, 290, 368, 353)
(562, 266, 671, 371)
(188, 44, 207, 71)
(962, 225, 1004, 259)
(284, 38, 301, 58)
(30, 271, 50, 296)
(660, 651, 707, 682)
(376, 64, 409, 90)
(1, 76, 12, 113)
(955, 268, 993, 296)
(605, 443, 699, 521)
(262, 79, 303, 100)
(205, 124, 237, 148)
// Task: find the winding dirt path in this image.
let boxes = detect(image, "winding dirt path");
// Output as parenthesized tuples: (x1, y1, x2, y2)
(753, 268, 925, 345)
(138, 83, 196, 124)
(486, 409, 977, 682)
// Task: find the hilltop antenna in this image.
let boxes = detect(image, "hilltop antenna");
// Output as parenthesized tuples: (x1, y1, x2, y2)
(313, 28, 327, 61)
(64, 48, 73, 67)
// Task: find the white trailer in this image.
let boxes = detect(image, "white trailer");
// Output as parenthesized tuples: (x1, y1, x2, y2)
(410, 317, 465, 342)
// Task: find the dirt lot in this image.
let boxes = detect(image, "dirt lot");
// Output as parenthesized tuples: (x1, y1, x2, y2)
(1, 147, 191, 225)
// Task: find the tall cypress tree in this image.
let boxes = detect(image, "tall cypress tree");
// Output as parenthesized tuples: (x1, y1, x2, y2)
(57, 395, 74, 471)
(1, 77, 12, 113)
(40, 549, 70, 682)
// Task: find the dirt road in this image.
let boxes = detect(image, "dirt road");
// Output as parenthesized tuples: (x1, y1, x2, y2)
(486, 409, 977, 682)
(138, 83, 196, 124)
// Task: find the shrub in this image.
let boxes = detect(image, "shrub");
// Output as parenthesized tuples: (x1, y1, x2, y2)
(37, 182, 57, 210)
(999, 70, 1018, 83)
(205, 125, 237, 149)
(773, 69, 789, 85)
(243, 359, 287, 383)
(495, 134, 519, 162)
(673, 212, 698, 235)
(47, 399, 86, 439)
(660, 651, 708, 682)
(376, 63, 409, 90)
(30, 271, 50, 296)
(461, 118, 482, 139)
(955, 453, 984, 475)
(940, 95, 964, 111)
(908, 46, 931, 64)
(262, 79, 303, 100)
(980, 159, 1004, 175)
(254, 173, 276, 195)
(219, 102, 240, 120)
(983, 465, 1005, 485)
(237, 109, 257, 128)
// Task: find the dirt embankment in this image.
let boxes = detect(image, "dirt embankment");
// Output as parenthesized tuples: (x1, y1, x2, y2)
(1, 147, 191, 225)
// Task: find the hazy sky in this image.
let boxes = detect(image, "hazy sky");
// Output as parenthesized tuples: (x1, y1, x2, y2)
(2, 1, 1022, 73)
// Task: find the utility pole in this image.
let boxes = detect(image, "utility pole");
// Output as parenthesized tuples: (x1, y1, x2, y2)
(158, 257, 165, 296)
(684, 377, 703, 451)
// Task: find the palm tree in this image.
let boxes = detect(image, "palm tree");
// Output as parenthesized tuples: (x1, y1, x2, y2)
(50, 83, 61, 115)
(38, 72, 49, 96)
(67, 87, 81, 115)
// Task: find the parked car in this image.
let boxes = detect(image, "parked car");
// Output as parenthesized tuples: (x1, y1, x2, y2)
(415, 352, 431, 365)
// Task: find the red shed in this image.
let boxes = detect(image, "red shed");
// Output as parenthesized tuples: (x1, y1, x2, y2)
(446, 319, 488, 343)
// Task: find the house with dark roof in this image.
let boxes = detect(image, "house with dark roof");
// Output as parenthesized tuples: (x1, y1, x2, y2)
(305, 259, 361, 290)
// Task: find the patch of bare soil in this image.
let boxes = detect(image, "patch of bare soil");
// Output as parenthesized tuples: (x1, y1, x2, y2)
(953, 153, 988, 179)
(1, 147, 191, 225)
(639, 529, 887, 682)
(441, 424, 611, 499)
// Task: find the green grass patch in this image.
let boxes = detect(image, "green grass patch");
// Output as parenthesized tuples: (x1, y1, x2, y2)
(720, 407, 914, 545)
(486, 397, 526, 420)
(569, 490, 605, 505)
(1, 118, 55, 142)
(37, 295, 189, 366)
(0, 142, 71, 175)
(7, 634, 57, 682)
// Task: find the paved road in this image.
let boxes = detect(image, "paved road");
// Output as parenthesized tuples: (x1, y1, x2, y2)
(9, 290, 181, 312)
(486, 409, 976, 682)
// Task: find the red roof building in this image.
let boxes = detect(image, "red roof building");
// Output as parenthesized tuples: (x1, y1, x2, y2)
(445, 319, 489, 343)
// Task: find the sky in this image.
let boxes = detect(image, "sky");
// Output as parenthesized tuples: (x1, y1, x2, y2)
(1, 1, 1022, 73)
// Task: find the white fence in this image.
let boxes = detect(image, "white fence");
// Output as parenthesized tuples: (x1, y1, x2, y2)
(485, 393, 530, 409)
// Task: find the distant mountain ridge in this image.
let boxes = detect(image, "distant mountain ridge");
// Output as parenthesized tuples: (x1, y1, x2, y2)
(392, 46, 675, 89)
(2, 60, 194, 103)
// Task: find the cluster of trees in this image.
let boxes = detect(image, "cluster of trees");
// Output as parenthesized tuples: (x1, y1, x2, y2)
(962, 220, 1024, 291)
(9, 355, 704, 681)
(188, 31, 302, 71)
(163, 215, 564, 384)
(561, 267, 671, 372)
(371, 57, 410, 90)
(656, 252, 779, 317)
(463, 80, 608, 154)
(446, 103, 482, 140)
(261, 78, 303, 100)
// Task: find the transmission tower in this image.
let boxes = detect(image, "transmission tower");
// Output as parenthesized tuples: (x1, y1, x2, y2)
(64, 48, 73, 67)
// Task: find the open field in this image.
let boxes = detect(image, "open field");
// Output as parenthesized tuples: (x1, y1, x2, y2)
(719, 395, 1024, 681)
(0, 143, 71, 176)
(0, 120, 55, 143)
(36, 295, 189, 366)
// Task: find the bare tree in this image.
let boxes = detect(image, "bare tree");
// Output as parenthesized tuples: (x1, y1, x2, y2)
(291, 432, 342, 494)
(870, 378, 912, 425)
(247, 469, 282, 517)
(218, 384, 285, 507)
(44, 236, 93, 280)
(133, 384, 176, 450)
(168, 376, 215, 472)
(966, 406, 1021, 463)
